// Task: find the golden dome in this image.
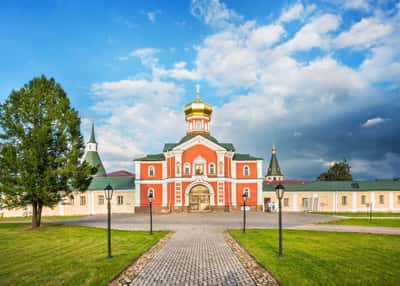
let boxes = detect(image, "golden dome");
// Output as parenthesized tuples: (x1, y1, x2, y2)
(184, 93, 213, 119)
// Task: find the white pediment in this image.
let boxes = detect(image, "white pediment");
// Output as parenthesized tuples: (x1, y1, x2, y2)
(172, 135, 227, 152)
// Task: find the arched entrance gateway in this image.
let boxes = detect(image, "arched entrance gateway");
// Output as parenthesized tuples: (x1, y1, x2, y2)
(189, 185, 210, 212)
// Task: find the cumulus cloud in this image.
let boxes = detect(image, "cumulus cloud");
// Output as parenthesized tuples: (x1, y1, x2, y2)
(86, 0, 400, 179)
(190, 0, 242, 28)
(361, 117, 389, 127)
(335, 17, 393, 49)
(146, 10, 161, 22)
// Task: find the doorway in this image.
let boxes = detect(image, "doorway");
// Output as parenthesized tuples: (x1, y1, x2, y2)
(189, 185, 210, 212)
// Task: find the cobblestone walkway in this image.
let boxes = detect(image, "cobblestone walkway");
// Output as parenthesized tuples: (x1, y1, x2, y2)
(131, 226, 255, 286)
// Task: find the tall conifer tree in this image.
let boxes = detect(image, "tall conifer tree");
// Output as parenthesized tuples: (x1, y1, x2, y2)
(0, 75, 95, 228)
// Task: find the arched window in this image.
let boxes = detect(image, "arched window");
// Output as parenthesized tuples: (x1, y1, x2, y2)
(184, 163, 190, 175)
(148, 166, 155, 177)
(243, 165, 250, 176)
(176, 162, 181, 175)
(209, 163, 215, 175)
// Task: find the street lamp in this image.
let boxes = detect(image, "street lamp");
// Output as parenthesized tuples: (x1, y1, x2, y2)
(148, 190, 154, 235)
(104, 183, 114, 259)
(275, 183, 285, 257)
(242, 191, 248, 233)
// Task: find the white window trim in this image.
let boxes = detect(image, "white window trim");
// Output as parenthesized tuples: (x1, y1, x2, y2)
(148, 166, 155, 177)
(117, 195, 124, 205)
(184, 163, 191, 175)
(243, 165, 250, 176)
(209, 163, 216, 175)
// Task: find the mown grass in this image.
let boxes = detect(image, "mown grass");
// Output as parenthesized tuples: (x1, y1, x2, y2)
(0, 215, 86, 221)
(323, 218, 400, 228)
(314, 211, 400, 217)
(0, 224, 168, 286)
(229, 229, 400, 286)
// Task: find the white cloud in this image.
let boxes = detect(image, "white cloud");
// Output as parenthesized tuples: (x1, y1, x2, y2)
(361, 117, 389, 127)
(154, 62, 199, 81)
(146, 10, 161, 22)
(340, 0, 371, 11)
(279, 14, 340, 53)
(130, 48, 160, 68)
(335, 17, 393, 49)
(191, 0, 242, 28)
(278, 2, 304, 23)
(247, 24, 285, 49)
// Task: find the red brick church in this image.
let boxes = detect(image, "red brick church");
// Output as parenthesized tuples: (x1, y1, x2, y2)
(134, 89, 264, 212)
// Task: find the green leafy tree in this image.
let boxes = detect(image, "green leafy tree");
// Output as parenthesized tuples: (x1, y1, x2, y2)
(0, 75, 96, 228)
(317, 159, 353, 181)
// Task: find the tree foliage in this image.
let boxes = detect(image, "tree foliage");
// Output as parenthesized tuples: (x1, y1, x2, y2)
(0, 75, 96, 228)
(317, 160, 353, 181)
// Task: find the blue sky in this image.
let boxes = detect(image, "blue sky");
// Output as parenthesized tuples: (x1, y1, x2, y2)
(1, 0, 399, 179)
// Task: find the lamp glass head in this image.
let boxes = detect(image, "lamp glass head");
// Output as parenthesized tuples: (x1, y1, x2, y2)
(242, 191, 248, 202)
(148, 190, 154, 202)
(104, 184, 114, 200)
(275, 184, 285, 200)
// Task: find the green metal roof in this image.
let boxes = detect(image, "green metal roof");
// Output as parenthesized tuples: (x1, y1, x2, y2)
(267, 151, 282, 176)
(233, 153, 263, 161)
(163, 134, 235, 152)
(83, 151, 106, 176)
(88, 176, 135, 190)
(134, 153, 166, 161)
(263, 179, 400, 192)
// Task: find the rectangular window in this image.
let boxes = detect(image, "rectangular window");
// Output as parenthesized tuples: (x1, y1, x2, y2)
(80, 196, 86, 206)
(98, 195, 104, 205)
(184, 164, 190, 175)
(283, 198, 289, 207)
(361, 195, 366, 205)
(341, 196, 347, 205)
(379, 195, 384, 204)
(117, 195, 124, 205)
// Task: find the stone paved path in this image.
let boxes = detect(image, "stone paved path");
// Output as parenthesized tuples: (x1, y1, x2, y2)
(131, 226, 255, 286)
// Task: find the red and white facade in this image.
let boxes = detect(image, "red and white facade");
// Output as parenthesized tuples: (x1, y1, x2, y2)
(134, 93, 264, 212)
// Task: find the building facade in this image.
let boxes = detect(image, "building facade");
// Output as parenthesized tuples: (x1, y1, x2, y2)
(134, 91, 264, 213)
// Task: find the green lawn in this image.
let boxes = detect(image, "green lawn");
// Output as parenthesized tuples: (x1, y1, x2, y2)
(314, 211, 400, 217)
(0, 224, 168, 286)
(0, 215, 87, 221)
(324, 218, 400, 228)
(229, 229, 400, 286)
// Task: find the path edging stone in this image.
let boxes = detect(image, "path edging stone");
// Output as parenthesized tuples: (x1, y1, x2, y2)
(224, 232, 279, 286)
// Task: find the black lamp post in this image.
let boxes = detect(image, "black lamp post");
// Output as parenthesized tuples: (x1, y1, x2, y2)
(242, 191, 248, 233)
(148, 190, 154, 235)
(275, 183, 285, 257)
(104, 183, 114, 259)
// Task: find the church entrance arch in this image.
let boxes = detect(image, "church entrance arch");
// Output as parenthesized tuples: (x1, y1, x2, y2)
(189, 185, 210, 212)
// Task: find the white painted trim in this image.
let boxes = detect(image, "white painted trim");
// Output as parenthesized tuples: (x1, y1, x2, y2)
(136, 178, 264, 184)
(243, 165, 250, 177)
(217, 181, 225, 206)
(352, 192, 357, 212)
(183, 180, 215, 207)
(334, 191, 338, 213)
(389, 192, 394, 209)
(89, 191, 95, 215)
(371, 192, 375, 210)
(162, 183, 167, 207)
(172, 134, 226, 152)
(257, 160, 262, 178)
(135, 161, 141, 179)
(135, 183, 141, 207)
(293, 193, 298, 211)
(232, 183, 237, 206)
(257, 180, 263, 206)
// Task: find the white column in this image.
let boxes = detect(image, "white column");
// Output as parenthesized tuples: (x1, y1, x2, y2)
(257, 160, 262, 178)
(59, 200, 65, 216)
(135, 183, 141, 207)
(334, 191, 338, 213)
(371, 192, 375, 210)
(389, 192, 394, 210)
(293, 193, 298, 211)
(162, 183, 167, 207)
(232, 183, 237, 206)
(352, 192, 357, 212)
(89, 191, 95, 215)
(257, 180, 263, 207)
(313, 192, 318, 211)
